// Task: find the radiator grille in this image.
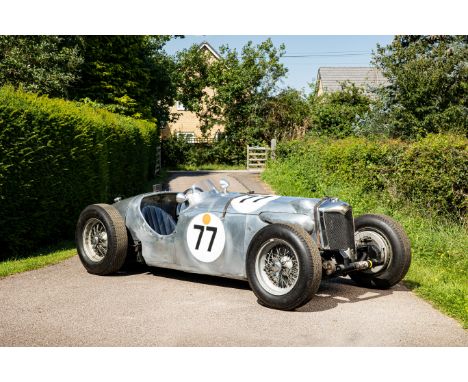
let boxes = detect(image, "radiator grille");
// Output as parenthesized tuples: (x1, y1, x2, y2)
(323, 209, 354, 249)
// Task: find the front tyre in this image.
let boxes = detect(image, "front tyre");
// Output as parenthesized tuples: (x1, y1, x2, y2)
(76, 204, 128, 275)
(350, 214, 411, 289)
(246, 224, 322, 310)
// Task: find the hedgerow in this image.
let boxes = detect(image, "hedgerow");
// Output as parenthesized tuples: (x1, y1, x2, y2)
(0, 86, 158, 258)
(271, 134, 467, 220)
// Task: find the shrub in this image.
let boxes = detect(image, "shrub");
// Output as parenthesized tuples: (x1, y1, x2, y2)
(161, 134, 244, 168)
(161, 134, 192, 167)
(266, 134, 467, 220)
(308, 83, 371, 138)
(395, 134, 468, 217)
(0, 86, 158, 258)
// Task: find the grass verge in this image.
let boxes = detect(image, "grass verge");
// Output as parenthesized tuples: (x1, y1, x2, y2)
(167, 163, 245, 171)
(0, 241, 76, 278)
(263, 163, 468, 328)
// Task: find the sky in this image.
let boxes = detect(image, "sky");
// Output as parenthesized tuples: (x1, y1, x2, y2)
(164, 35, 394, 93)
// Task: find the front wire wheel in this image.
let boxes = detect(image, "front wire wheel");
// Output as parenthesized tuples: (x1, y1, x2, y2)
(255, 239, 300, 295)
(247, 224, 322, 310)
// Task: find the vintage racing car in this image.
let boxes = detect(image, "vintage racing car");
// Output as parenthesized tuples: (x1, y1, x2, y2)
(76, 179, 411, 310)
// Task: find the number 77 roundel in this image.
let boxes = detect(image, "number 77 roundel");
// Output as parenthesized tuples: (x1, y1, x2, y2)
(187, 213, 226, 262)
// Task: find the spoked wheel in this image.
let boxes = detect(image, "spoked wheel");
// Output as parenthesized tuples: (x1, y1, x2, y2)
(247, 224, 322, 310)
(350, 214, 411, 289)
(76, 204, 128, 275)
(255, 239, 300, 295)
(82, 218, 109, 263)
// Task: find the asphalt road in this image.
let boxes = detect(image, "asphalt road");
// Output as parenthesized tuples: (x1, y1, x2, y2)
(1, 171, 466, 346)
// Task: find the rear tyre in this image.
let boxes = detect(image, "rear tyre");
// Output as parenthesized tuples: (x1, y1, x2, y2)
(350, 214, 411, 289)
(246, 224, 322, 310)
(76, 204, 128, 275)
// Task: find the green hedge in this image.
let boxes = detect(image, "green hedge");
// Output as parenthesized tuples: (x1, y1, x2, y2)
(0, 86, 158, 258)
(271, 134, 467, 220)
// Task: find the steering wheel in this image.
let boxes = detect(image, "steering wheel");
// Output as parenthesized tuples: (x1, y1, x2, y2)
(184, 186, 204, 195)
(176, 186, 204, 217)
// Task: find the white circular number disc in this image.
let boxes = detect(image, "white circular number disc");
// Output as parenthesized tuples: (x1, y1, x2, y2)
(231, 195, 280, 213)
(187, 213, 226, 262)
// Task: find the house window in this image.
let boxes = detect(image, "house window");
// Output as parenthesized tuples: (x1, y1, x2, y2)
(176, 101, 186, 111)
(177, 131, 195, 143)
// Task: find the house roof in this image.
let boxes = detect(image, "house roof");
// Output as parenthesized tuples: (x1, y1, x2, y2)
(317, 67, 388, 93)
(199, 41, 221, 60)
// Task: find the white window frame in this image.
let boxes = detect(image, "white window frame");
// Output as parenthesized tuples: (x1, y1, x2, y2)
(176, 101, 186, 111)
(177, 131, 195, 143)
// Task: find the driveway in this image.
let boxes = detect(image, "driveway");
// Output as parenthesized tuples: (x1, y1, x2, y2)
(0, 171, 466, 346)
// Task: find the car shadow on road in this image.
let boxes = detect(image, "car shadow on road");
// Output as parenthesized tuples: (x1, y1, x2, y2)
(297, 277, 401, 313)
(111, 264, 151, 277)
(113, 264, 404, 313)
(110, 264, 250, 290)
(147, 266, 251, 290)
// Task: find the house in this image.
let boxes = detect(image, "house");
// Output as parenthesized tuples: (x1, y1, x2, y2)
(316, 67, 388, 96)
(161, 42, 224, 142)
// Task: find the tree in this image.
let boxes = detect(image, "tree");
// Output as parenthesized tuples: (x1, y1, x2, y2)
(309, 83, 371, 137)
(0, 35, 179, 125)
(370, 35, 468, 138)
(69, 36, 177, 124)
(0, 36, 83, 98)
(176, 39, 287, 161)
(264, 88, 310, 141)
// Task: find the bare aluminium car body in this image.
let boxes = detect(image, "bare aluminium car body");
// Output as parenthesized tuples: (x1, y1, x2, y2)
(112, 181, 354, 280)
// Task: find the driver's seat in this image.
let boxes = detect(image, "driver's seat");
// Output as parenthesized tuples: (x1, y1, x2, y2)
(141, 205, 176, 235)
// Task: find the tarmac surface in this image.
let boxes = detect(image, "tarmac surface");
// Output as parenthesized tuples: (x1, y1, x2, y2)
(1, 171, 467, 346)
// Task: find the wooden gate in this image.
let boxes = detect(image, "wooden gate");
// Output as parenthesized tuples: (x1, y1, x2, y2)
(246, 146, 270, 170)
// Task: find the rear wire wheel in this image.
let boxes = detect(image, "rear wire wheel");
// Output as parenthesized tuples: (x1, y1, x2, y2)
(76, 204, 128, 275)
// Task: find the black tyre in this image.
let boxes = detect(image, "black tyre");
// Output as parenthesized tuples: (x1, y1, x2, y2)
(76, 204, 128, 275)
(246, 224, 322, 310)
(350, 214, 411, 289)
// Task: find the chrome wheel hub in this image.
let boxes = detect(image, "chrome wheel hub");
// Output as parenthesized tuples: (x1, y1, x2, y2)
(82, 218, 108, 263)
(255, 239, 300, 295)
